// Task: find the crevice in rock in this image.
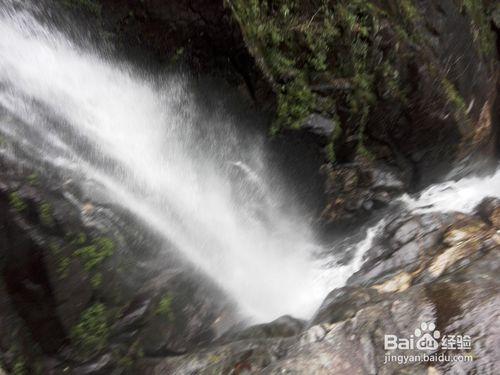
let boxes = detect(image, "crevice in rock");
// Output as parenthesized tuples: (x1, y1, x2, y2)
(0, 199, 68, 354)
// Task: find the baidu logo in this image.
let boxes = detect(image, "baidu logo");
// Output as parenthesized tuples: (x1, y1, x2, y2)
(384, 321, 471, 351)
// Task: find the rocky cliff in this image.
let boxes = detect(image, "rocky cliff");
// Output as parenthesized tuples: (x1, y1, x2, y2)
(0, 0, 499, 374)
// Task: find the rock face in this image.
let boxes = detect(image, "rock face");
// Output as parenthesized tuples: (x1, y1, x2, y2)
(65, 0, 499, 225)
(144, 199, 500, 374)
(1, 1, 499, 374)
(0, 156, 238, 374)
(92, 0, 273, 108)
(228, 0, 499, 184)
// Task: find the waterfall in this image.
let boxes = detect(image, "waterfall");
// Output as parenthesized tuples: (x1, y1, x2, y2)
(400, 168, 500, 214)
(0, 0, 344, 322)
(2, 0, 498, 324)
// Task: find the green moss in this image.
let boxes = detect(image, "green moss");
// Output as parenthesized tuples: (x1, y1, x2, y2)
(117, 356, 133, 369)
(58, 257, 70, 278)
(39, 202, 54, 227)
(274, 77, 316, 132)
(461, 0, 495, 55)
(74, 237, 115, 272)
(91, 273, 103, 288)
(228, 0, 405, 157)
(356, 142, 375, 161)
(400, 0, 420, 24)
(155, 293, 174, 322)
(69, 232, 87, 246)
(8, 192, 27, 213)
(49, 241, 61, 255)
(71, 303, 109, 358)
(12, 355, 26, 375)
(27, 173, 39, 186)
(442, 78, 468, 123)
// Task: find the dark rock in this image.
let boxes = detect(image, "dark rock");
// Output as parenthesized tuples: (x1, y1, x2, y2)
(219, 315, 305, 344)
(477, 197, 500, 227)
(98, 0, 273, 108)
(0, 155, 239, 371)
(112, 297, 152, 334)
(302, 114, 336, 141)
(320, 162, 407, 226)
(73, 354, 113, 375)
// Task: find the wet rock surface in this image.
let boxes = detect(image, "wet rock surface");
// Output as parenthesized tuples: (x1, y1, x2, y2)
(0, 155, 238, 374)
(0, 1, 499, 374)
(142, 198, 500, 374)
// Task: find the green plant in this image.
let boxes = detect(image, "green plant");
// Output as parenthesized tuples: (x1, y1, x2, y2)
(227, 0, 407, 157)
(49, 241, 61, 255)
(27, 173, 39, 186)
(8, 192, 27, 213)
(91, 273, 103, 288)
(71, 303, 109, 358)
(58, 257, 70, 278)
(69, 232, 87, 246)
(39, 202, 54, 227)
(442, 77, 468, 123)
(12, 355, 26, 375)
(155, 293, 174, 322)
(74, 237, 115, 272)
(461, 0, 495, 55)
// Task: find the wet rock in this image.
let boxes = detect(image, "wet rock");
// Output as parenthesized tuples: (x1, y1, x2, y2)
(112, 297, 152, 334)
(0, 156, 238, 372)
(220, 315, 305, 343)
(73, 354, 113, 375)
(321, 162, 407, 225)
(309, 286, 382, 326)
(97, 0, 272, 108)
(302, 114, 336, 144)
(156, 199, 500, 374)
(477, 197, 500, 228)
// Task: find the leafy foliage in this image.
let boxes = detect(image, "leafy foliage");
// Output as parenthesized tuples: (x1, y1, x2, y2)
(155, 293, 174, 322)
(39, 202, 54, 227)
(227, 0, 410, 156)
(8, 192, 27, 213)
(74, 237, 115, 272)
(461, 0, 495, 55)
(71, 303, 109, 358)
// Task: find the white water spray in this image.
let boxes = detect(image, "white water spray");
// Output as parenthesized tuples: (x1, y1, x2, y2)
(2, 1, 497, 323)
(401, 167, 500, 214)
(0, 1, 363, 321)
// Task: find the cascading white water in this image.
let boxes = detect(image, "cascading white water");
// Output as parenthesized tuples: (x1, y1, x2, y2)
(0, 1, 356, 322)
(2, 1, 499, 324)
(400, 167, 500, 214)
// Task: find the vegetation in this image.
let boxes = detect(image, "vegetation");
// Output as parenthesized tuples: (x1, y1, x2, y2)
(39, 202, 54, 227)
(460, 0, 496, 55)
(27, 173, 39, 186)
(91, 273, 103, 288)
(74, 237, 115, 272)
(12, 355, 26, 375)
(227, 0, 410, 158)
(442, 77, 469, 124)
(57, 257, 71, 278)
(69, 232, 87, 246)
(71, 303, 109, 358)
(155, 293, 174, 322)
(8, 192, 27, 213)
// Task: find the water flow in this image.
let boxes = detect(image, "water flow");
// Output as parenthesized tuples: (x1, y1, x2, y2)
(400, 167, 500, 214)
(2, 1, 497, 323)
(0, 1, 356, 321)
